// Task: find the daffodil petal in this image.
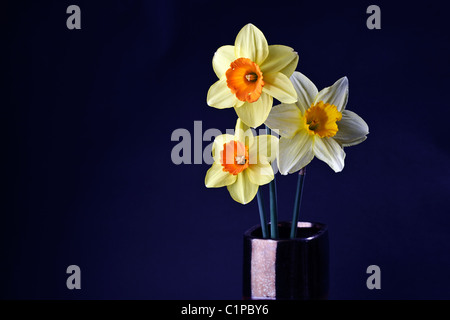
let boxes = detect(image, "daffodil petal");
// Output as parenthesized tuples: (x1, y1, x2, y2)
(236, 100, 245, 108)
(334, 110, 369, 147)
(212, 134, 235, 163)
(207, 78, 236, 109)
(260, 45, 298, 76)
(227, 171, 258, 204)
(248, 135, 279, 164)
(212, 45, 236, 79)
(278, 56, 299, 78)
(234, 24, 269, 66)
(262, 72, 297, 104)
(265, 103, 303, 139)
(247, 162, 274, 186)
(313, 137, 346, 173)
(345, 136, 367, 146)
(314, 77, 348, 112)
(234, 118, 254, 147)
(277, 131, 314, 175)
(235, 92, 273, 128)
(290, 72, 318, 114)
(205, 162, 237, 188)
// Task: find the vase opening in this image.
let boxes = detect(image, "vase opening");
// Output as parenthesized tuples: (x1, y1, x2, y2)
(247, 222, 326, 240)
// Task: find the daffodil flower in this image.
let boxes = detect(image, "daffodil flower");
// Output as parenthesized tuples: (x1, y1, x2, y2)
(207, 24, 298, 128)
(205, 118, 279, 204)
(265, 71, 369, 174)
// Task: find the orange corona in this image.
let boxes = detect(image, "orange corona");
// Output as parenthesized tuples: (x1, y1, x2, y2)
(220, 140, 249, 175)
(226, 58, 264, 103)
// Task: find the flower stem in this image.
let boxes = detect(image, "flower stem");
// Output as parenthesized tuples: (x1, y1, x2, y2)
(266, 126, 278, 239)
(290, 167, 307, 239)
(256, 188, 268, 239)
(269, 177, 279, 239)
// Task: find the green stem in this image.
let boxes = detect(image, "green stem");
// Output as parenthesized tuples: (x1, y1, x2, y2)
(290, 167, 307, 239)
(266, 125, 278, 239)
(257, 188, 268, 239)
(269, 177, 278, 239)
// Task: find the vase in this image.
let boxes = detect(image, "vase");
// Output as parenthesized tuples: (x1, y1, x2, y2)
(243, 221, 329, 300)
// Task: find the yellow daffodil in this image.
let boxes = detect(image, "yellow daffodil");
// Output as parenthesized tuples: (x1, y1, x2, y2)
(207, 24, 298, 128)
(265, 71, 369, 174)
(205, 118, 279, 204)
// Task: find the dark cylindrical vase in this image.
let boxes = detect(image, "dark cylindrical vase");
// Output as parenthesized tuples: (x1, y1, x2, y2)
(243, 221, 329, 300)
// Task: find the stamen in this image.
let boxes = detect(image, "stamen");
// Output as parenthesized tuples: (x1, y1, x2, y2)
(245, 72, 258, 82)
(304, 101, 342, 138)
(235, 155, 247, 165)
(220, 141, 250, 175)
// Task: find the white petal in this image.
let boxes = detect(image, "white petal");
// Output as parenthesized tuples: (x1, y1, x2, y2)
(277, 130, 314, 175)
(212, 45, 236, 79)
(205, 162, 237, 188)
(342, 136, 367, 147)
(235, 93, 273, 128)
(234, 24, 269, 65)
(207, 78, 236, 109)
(314, 76, 348, 112)
(262, 72, 297, 104)
(260, 45, 298, 76)
(227, 171, 259, 204)
(265, 103, 303, 138)
(313, 137, 346, 173)
(290, 71, 318, 114)
(334, 110, 369, 147)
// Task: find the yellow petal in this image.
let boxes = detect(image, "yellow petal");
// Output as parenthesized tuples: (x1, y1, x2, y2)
(205, 162, 237, 188)
(262, 72, 297, 104)
(246, 162, 274, 186)
(212, 45, 236, 79)
(233, 118, 254, 148)
(277, 131, 314, 175)
(234, 93, 273, 128)
(248, 135, 279, 164)
(207, 78, 237, 109)
(260, 45, 298, 76)
(313, 137, 346, 173)
(314, 77, 348, 112)
(278, 54, 299, 78)
(234, 24, 269, 65)
(265, 103, 303, 139)
(226, 170, 258, 204)
(212, 134, 235, 163)
(290, 72, 318, 114)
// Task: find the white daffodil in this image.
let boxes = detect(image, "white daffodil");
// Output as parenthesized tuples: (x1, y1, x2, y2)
(207, 24, 298, 128)
(265, 71, 369, 174)
(205, 118, 278, 204)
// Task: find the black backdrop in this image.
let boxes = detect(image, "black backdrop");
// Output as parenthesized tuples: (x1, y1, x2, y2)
(3, 0, 450, 299)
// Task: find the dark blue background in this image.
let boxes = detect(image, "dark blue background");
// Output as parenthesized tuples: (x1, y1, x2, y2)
(3, 0, 450, 299)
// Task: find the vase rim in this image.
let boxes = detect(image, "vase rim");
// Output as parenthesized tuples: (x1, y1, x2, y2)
(244, 221, 328, 242)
